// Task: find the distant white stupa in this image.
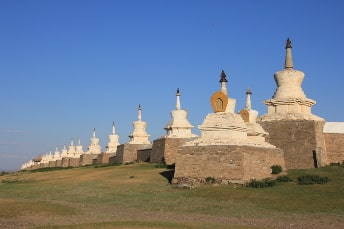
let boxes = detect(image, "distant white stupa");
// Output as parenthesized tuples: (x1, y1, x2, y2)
(86, 128, 102, 154)
(105, 122, 120, 154)
(128, 105, 151, 144)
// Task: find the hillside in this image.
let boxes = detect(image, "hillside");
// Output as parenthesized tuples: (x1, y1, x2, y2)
(0, 163, 344, 229)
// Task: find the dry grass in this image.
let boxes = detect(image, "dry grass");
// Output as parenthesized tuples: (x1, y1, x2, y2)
(0, 163, 344, 229)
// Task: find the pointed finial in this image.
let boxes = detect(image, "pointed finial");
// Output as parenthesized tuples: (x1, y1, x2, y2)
(284, 38, 293, 69)
(78, 137, 81, 145)
(138, 104, 142, 121)
(112, 121, 115, 134)
(71, 138, 74, 146)
(286, 38, 292, 49)
(245, 88, 252, 109)
(93, 128, 96, 138)
(219, 70, 228, 83)
(176, 88, 181, 110)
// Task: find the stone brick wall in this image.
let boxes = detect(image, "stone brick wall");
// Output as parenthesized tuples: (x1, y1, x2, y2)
(172, 145, 285, 186)
(324, 133, 344, 163)
(69, 158, 80, 167)
(137, 148, 151, 162)
(61, 158, 70, 167)
(80, 154, 97, 166)
(115, 144, 152, 164)
(150, 137, 196, 164)
(259, 120, 327, 169)
(109, 156, 117, 164)
(55, 160, 62, 167)
(48, 161, 56, 167)
(95, 153, 112, 164)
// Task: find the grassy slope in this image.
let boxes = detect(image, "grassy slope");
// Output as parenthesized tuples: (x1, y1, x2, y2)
(0, 163, 343, 229)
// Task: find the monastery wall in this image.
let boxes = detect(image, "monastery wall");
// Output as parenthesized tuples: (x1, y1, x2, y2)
(95, 153, 112, 164)
(324, 133, 344, 163)
(150, 138, 195, 164)
(137, 148, 151, 162)
(172, 145, 285, 186)
(259, 120, 327, 169)
(115, 144, 152, 164)
(80, 154, 97, 166)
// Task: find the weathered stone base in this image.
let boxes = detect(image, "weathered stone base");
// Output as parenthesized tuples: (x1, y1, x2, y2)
(55, 160, 62, 167)
(137, 148, 151, 162)
(95, 153, 112, 164)
(172, 145, 285, 187)
(259, 120, 327, 169)
(115, 143, 152, 164)
(150, 137, 196, 164)
(109, 156, 117, 164)
(69, 158, 80, 167)
(49, 161, 56, 167)
(324, 133, 344, 163)
(80, 154, 98, 166)
(61, 158, 70, 167)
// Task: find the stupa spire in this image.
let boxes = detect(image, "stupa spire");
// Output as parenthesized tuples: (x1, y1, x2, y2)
(219, 70, 228, 95)
(93, 128, 96, 138)
(176, 88, 181, 110)
(245, 88, 252, 110)
(138, 104, 142, 121)
(71, 138, 74, 146)
(112, 121, 115, 134)
(78, 137, 81, 145)
(285, 38, 293, 69)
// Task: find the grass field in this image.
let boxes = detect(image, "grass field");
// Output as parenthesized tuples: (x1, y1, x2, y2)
(0, 163, 343, 228)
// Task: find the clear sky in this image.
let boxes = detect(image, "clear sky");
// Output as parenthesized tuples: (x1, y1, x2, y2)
(1, 0, 344, 171)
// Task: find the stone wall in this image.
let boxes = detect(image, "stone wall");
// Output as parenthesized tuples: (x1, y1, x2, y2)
(172, 145, 285, 186)
(259, 120, 327, 169)
(48, 161, 56, 168)
(95, 153, 112, 164)
(55, 160, 62, 167)
(137, 148, 151, 162)
(115, 144, 152, 164)
(61, 158, 70, 167)
(324, 133, 344, 163)
(69, 158, 80, 167)
(150, 138, 195, 164)
(80, 154, 97, 166)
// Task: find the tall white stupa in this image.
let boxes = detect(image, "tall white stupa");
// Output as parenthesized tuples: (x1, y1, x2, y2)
(128, 105, 151, 144)
(105, 122, 120, 154)
(164, 88, 198, 138)
(60, 144, 68, 158)
(260, 38, 323, 121)
(67, 138, 76, 157)
(74, 138, 84, 158)
(86, 128, 102, 154)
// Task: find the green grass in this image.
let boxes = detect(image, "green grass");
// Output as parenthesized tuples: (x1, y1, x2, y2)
(0, 163, 343, 228)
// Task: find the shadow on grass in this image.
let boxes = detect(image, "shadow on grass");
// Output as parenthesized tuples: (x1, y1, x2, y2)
(159, 169, 175, 183)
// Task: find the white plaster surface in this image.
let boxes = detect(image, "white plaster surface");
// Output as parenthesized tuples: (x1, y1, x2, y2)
(324, 122, 344, 133)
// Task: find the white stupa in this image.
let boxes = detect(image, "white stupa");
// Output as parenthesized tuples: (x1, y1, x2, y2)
(164, 88, 198, 138)
(53, 147, 61, 160)
(260, 38, 323, 121)
(105, 122, 120, 154)
(239, 89, 269, 144)
(60, 144, 68, 158)
(67, 138, 76, 157)
(86, 128, 102, 154)
(185, 70, 274, 148)
(74, 138, 84, 157)
(128, 105, 151, 144)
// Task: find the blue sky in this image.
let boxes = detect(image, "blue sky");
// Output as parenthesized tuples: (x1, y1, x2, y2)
(1, 0, 343, 171)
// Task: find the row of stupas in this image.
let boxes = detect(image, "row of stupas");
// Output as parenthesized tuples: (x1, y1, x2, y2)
(20, 87, 199, 169)
(20, 38, 344, 186)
